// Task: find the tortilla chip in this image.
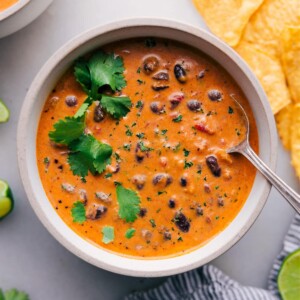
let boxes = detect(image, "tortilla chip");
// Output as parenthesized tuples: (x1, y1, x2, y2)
(281, 26, 300, 103)
(243, 0, 300, 57)
(235, 41, 291, 114)
(192, 0, 264, 46)
(291, 104, 300, 178)
(276, 104, 293, 150)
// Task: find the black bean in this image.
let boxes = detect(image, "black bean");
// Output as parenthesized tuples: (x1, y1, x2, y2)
(174, 64, 187, 83)
(150, 101, 165, 114)
(152, 83, 169, 91)
(206, 155, 221, 177)
(197, 70, 206, 79)
(174, 212, 190, 232)
(152, 173, 173, 187)
(65, 95, 78, 107)
(168, 199, 176, 208)
(113, 164, 120, 174)
(139, 208, 147, 217)
(94, 104, 105, 122)
(163, 231, 172, 240)
(187, 100, 201, 112)
(180, 177, 187, 187)
(143, 56, 159, 74)
(196, 205, 203, 216)
(152, 71, 169, 81)
(208, 89, 222, 101)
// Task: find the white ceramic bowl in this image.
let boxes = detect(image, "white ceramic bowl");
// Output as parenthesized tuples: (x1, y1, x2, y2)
(0, 0, 53, 38)
(17, 18, 277, 277)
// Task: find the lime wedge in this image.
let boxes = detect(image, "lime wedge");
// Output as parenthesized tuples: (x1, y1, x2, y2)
(278, 248, 300, 300)
(0, 180, 14, 220)
(0, 99, 10, 123)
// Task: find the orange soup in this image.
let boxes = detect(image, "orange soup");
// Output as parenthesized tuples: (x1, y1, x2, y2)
(36, 38, 258, 258)
(0, 0, 18, 12)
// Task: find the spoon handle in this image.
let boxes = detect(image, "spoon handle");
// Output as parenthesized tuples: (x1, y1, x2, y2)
(242, 145, 300, 214)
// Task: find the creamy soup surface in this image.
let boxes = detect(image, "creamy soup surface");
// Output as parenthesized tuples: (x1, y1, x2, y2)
(37, 38, 258, 258)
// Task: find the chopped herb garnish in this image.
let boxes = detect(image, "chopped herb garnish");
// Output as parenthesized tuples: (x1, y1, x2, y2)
(135, 100, 143, 108)
(215, 216, 220, 220)
(215, 185, 220, 190)
(105, 173, 112, 178)
(114, 152, 122, 163)
(235, 128, 241, 136)
(139, 141, 153, 152)
(149, 219, 156, 228)
(137, 79, 144, 85)
(157, 191, 167, 195)
(117, 185, 141, 223)
(228, 106, 234, 114)
(173, 143, 181, 152)
(43, 157, 50, 164)
(147, 197, 152, 201)
(172, 115, 182, 123)
(136, 67, 141, 74)
(125, 228, 136, 239)
(161, 129, 168, 135)
(71, 201, 86, 224)
(136, 132, 145, 139)
(131, 122, 137, 127)
(184, 160, 194, 169)
(102, 226, 114, 244)
(123, 143, 131, 151)
(177, 237, 183, 242)
(126, 128, 133, 136)
(183, 148, 190, 157)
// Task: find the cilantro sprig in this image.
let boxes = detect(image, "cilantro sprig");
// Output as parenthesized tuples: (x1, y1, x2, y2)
(116, 185, 141, 223)
(48, 50, 131, 178)
(74, 50, 132, 119)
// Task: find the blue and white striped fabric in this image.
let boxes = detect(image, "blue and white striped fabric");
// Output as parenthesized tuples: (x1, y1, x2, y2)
(126, 214, 300, 300)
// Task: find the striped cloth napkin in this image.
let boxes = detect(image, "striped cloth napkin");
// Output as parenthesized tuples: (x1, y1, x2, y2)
(126, 214, 300, 300)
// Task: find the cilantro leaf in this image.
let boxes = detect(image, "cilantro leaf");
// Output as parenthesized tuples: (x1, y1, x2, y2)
(75, 51, 127, 98)
(68, 152, 96, 177)
(100, 95, 132, 119)
(69, 134, 112, 176)
(89, 52, 126, 93)
(2, 289, 29, 300)
(125, 228, 136, 239)
(49, 116, 85, 145)
(102, 226, 114, 244)
(74, 59, 92, 94)
(71, 201, 86, 223)
(116, 185, 141, 223)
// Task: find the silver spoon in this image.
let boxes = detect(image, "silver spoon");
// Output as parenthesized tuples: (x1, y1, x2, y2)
(227, 96, 300, 214)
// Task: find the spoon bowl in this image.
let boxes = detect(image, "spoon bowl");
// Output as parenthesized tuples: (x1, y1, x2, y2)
(227, 96, 300, 214)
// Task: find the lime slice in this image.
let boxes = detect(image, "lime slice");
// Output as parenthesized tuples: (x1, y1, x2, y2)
(278, 248, 300, 300)
(0, 99, 10, 123)
(0, 180, 14, 220)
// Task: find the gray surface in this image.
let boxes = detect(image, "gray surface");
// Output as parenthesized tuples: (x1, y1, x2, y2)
(0, 0, 298, 299)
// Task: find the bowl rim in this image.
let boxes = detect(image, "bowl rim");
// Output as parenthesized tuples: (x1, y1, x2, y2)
(17, 17, 277, 277)
(0, 0, 30, 22)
